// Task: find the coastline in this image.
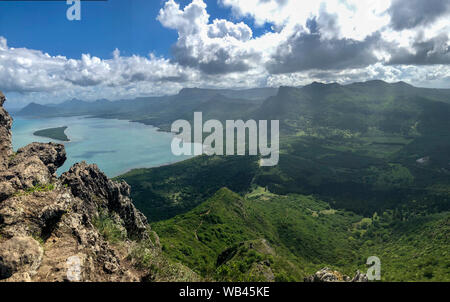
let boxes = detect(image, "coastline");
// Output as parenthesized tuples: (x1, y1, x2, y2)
(14, 114, 200, 178)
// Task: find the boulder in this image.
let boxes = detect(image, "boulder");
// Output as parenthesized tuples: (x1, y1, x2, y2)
(0, 156, 53, 202)
(0, 236, 44, 280)
(11, 142, 66, 175)
(61, 162, 148, 239)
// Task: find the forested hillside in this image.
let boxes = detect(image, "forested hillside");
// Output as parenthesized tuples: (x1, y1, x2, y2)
(118, 81, 450, 281)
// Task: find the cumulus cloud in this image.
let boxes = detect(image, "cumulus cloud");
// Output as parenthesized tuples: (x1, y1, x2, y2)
(0, 0, 449, 105)
(388, 0, 450, 30)
(156, 0, 392, 75)
(0, 33, 267, 105)
(0, 36, 196, 102)
(388, 33, 450, 65)
(266, 21, 382, 73)
(218, 0, 449, 76)
(157, 0, 262, 75)
(0, 37, 68, 93)
(220, 0, 392, 41)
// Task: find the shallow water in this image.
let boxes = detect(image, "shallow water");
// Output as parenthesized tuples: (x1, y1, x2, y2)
(11, 115, 193, 177)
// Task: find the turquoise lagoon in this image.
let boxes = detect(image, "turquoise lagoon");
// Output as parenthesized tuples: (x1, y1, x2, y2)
(11, 115, 193, 177)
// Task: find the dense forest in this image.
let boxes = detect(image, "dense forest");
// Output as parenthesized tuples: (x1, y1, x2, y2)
(116, 81, 450, 281)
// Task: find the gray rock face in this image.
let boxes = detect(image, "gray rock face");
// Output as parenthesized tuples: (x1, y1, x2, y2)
(0, 237, 44, 280)
(61, 162, 148, 240)
(0, 142, 66, 202)
(11, 143, 66, 175)
(0, 91, 152, 282)
(0, 91, 12, 170)
(304, 267, 369, 282)
(0, 102, 65, 202)
(0, 156, 53, 202)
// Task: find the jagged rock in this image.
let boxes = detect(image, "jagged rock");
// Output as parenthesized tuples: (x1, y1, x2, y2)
(0, 156, 53, 202)
(0, 92, 145, 282)
(0, 236, 44, 280)
(0, 138, 65, 202)
(61, 162, 148, 240)
(0, 91, 12, 170)
(11, 142, 66, 175)
(0, 91, 197, 282)
(304, 267, 368, 282)
(0, 186, 72, 238)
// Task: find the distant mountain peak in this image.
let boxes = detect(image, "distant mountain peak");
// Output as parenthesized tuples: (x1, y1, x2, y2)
(277, 86, 300, 96)
(394, 81, 414, 88)
(310, 81, 340, 86)
(16, 102, 56, 117)
(350, 79, 416, 89)
(366, 79, 388, 84)
(301, 82, 342, 94)
(26, 102, 42, 106)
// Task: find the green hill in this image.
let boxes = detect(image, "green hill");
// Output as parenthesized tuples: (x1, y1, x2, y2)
(115, 80, 450, 281)
(152, 187, 361, 281)
(117, 156, 259, 222)
(151, 187, 450, 281)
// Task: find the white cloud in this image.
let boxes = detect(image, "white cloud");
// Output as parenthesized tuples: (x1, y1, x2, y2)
(220, 0, 391, 41)
(0, 0, 449, 106)
(157, 0, 264, 75)
(0, 36, 199, 105)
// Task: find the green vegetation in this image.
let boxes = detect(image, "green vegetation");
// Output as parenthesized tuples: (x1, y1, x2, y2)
(93, 209, 127, 244)
(119, 81, 450, 219)
(14, 183, 55, 197)
(90, 208, 200, 281)
(32, 233, 46, 247)
(151, 187, 450, 281)
(117, 155, 259, 222)
(116, 82, 450, 281)
(152, 187, 358, 280)
(8, 151, 17, 162)
(33, 126, 69, 141)
(129, 238, 201, 282)
(359, 212, 450, 281)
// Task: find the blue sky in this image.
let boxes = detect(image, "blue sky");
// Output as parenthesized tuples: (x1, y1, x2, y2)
(0, 0, 269, 59)
(0, 0, 449, 106)
(0, 0, 190, 58)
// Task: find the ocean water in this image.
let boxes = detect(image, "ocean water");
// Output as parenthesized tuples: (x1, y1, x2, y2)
(11, 115, 193, 177)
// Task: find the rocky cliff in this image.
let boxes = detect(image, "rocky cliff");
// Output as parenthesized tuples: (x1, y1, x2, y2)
(0, 92, 197, 282)
(0, 92, 12, 171)
(304, 267, 368, 282)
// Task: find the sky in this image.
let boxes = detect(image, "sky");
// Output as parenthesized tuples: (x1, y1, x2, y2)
(0, 0, 449, 107)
